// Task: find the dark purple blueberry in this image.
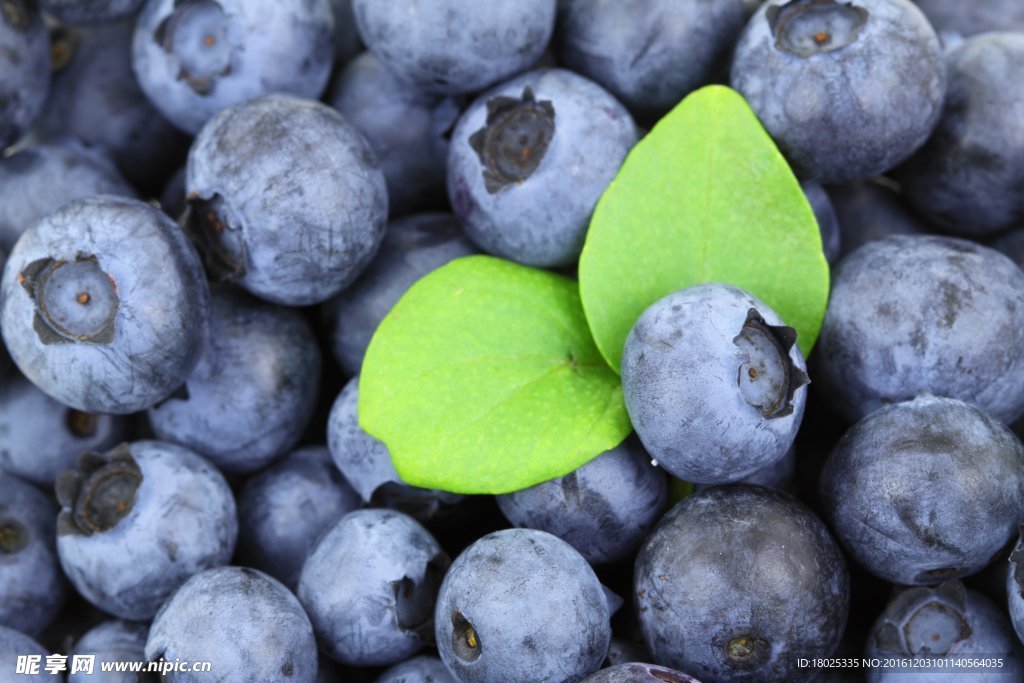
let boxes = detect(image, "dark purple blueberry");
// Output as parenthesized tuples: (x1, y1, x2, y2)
(0, 473, 66, 637)
(1, 196, 209, 414)
(184, 94, 388, 306)
(635, 486, 848, 682)
(132, 0, 334, 134)
(55, 441, 237, 619)
(236, 446, 361, 591)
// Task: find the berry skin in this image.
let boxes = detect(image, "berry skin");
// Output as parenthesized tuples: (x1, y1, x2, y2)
(621, 282, 808, 485)
(447, 68, 637, 267)
(898, 32, 1024, 237)
(147, 286, 322, 474)
(146, 566, 319, 683)
(328, 54, 462, 216)
(731, 0, 945, 183)
(185, 94, 388, 306)
(298, 509, 450, 667)
(40, 0, 144, 25)
(68, 620, 148, 683)
(634, 485, 849, 683)
(0, 626, 52, 682)
(352, 0, 556, 95)
(556, 0, 746, 118)
(0, 196, 209, 414)
(55, 441, 237, 620)
(496, 435, 667, 565)
(434, 528, 611, 683)
(815, 235, 1024, 423)
(821, 394, 1024, 586)
(132, 0, 334, 134)
(0, 1, 49, 149)
(0, 142, 136, 253)
(235, 446, 361, 591)
(0, 373, 128, 487)
(0, 473, 66, 637)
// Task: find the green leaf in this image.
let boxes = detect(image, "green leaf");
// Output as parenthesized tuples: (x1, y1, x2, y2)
(579, 85, 830, 373)
(358, 254, 632, 494)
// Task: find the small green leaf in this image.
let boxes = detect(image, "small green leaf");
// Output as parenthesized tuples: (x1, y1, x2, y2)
(579, 85, 830, 373)
(359, 254, 631, 494)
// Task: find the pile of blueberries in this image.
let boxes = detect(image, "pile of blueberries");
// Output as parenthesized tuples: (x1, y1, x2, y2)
(1, 0, 1024, 681)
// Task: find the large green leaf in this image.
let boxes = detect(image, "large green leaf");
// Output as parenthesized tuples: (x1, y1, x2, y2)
(579, 85, 830, 373)
(359, 255, 631, 494)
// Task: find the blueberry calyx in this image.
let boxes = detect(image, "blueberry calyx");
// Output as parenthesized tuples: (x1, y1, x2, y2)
(49, 25, 79, 72)
(767, 0, 869, 58)
(182, 193, 246, 281)
(19, 255, 119, 346)
(1, 0, 30, 31)
(873, 581, 972, 656)
(393, 553, 449, 642)
(56, 444, 143, 537)
(154, 0, 234, 96)
(451, 610, 482, 662)
(65, 409, 100, 438)
(0, 520, 28, 554)
(468, 86, 556, 194)
(725, 634, 771, 669)
(733, 309, 809, 419)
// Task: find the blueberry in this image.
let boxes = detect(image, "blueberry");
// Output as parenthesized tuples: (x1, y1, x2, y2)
(824, 179, 931, 260)
(327, 376, 463, 519)
(184, 94, 388, 306)
(731, 0, 945, 183)
(1, 196, 209, 414)
(0, 473, 66, 637)
(496, 435, 668, 565)
(1009, 529, 1024, 644)
(146, 566, 318, 682)
(0, 372, 128, 487)
(236, 446, 361, 591)
(297, 509, 450, 666)
(0, 142, 137, 252)
(40, 0, 144, 25)
(581, 663, 702, 683)
(328, 52, 462, 216)
(147, 286, 322, 474)
(866, 581, 1023, 682)
(352, 0, 556, 95)
(802, 180, 841, 265)
(913, 0, 1024, 41)
(815, 235, 1024, 423)
(0, 0, 49, 150)
(635, 485, 849, 682)
(321, 212, 476, 375)
(132, 0, 334, 134)
(0, 626, 53, 681)
(68, 619, 148, 683)
(621, 282, 809, 484)
(35, 21, 188, 193)
(377, 655, 457, 683)
(555, 0, 746, 118)
(434, 528, 611, 683)
(897, 32, 1024, 237)
(821, 394, 1024, 586)
(55, 441, 237, 620)
(447, 68, 638, 267)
